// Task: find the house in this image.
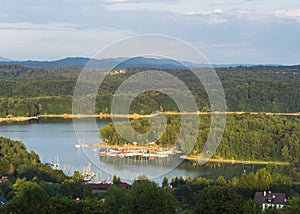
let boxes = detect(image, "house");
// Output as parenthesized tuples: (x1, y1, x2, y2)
(0, 195, 8, 205)
(88, 182, 131, 191)
(120, 182, 131, 190)
(0, 176, 9, 183)
(89, 183, 111, 191)
(254, 191, 286, 211)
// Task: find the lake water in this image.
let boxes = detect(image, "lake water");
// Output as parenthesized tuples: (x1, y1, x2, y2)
(0, 118, 264, 184)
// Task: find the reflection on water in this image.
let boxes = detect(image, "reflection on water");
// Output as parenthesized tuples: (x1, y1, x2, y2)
(96, 154, 183, 180)
(0, 118, 265, 183)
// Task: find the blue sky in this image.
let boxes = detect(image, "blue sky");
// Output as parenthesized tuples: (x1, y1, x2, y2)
(1, 0, 300, 64)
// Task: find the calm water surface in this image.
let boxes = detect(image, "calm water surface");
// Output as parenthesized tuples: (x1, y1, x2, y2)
(0, 118, 264, 183)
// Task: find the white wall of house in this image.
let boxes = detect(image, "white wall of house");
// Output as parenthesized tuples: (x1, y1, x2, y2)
(262, 203, 284, 211)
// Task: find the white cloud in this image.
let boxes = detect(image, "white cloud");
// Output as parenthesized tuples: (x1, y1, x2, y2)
(0, 22, 135, 60)
(213, 9, 223, 14)
(184, 8, 228, 25)
(274, 8, 300, 22)
(104, 1, 227, 15)
(207, 17, 228, 25)
(184, 9, 223, 16)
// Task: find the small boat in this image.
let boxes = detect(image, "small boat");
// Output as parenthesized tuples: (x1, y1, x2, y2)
(106, 150, 117, 157)
(118, 153, 125, 158)
(75, 142, 89, 148)
(156, 151, 169, 158)
(99, 151, 106, 156)
(82, 163, 96, 182)
(143, 153, 150, 158)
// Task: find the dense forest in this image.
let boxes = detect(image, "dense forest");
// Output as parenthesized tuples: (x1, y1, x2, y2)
(1, 137, 300, 213)
(0, 64, 299, 117)
(100, 114, 300, 163)
(0, 137, 68, 183)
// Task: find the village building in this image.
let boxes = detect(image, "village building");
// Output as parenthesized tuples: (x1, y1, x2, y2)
(254, 191, 286, 211)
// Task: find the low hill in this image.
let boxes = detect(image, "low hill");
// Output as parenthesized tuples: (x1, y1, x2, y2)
(0, 56, 269, 69)
(0, 56, 10, 62)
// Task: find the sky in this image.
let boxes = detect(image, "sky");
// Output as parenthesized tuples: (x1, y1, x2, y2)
(0, 0, 300, 64)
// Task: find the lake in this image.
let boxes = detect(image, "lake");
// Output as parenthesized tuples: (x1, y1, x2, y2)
(0, 118, 264, 184)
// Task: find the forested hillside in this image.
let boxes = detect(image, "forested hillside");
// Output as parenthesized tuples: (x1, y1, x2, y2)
(0, 64, 299, 117)
(0, 137, 67, 182)
(100, 114, 300, 163)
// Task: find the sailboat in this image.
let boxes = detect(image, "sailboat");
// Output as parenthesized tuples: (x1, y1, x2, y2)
(45, 155, 60, 169)
(82, 163, 96, 182)
(75, 139, 89, 148)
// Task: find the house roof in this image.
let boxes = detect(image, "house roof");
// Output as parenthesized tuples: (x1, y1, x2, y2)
(89, 183, 111, 190)
(254, 191, 286, 205)
(0, 195, 8, 205)
(88, 182, 131, 191)
(0, 176, 9, 183)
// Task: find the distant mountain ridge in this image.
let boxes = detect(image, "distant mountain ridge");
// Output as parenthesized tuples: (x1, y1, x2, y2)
(0, 57, 191, 69)
(0, 56, 288, 69)
(0, 56, 10, 62)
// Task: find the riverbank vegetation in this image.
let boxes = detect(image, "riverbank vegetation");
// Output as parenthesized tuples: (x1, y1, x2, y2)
(0, 64, 299, 117)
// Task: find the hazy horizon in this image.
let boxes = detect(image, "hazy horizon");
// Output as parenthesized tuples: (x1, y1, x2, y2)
(1, 1, 300, 64)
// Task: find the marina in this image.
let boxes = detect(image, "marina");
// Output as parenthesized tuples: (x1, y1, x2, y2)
(98, 147, 176, 160)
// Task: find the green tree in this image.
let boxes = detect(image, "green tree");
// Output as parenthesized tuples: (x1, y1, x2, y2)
(10, 181, 46, 213)
(244, 199, 262, 214)
(216, 175, 227, 186)
(256, 168, 272, 190)
(112, 175, 121, 186)
(281, 145, 290, 161)
(16, 164, 39, 180)
(282, 197, 300, 214)
(162, 176, 169, 189)
(58, 179, 85, 199)
(104, 185, 127, 214)
(194, 186, 245, 214)
(135, 173, 149, 181)
(73, 170, 84, 182)
(126, 180, 178, 214)
(0, 158, 10, 176)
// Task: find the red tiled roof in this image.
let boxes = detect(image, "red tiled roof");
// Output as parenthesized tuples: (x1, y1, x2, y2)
(89, 183, 111, 190)
(88, 182, 131, 191)
(0, 177, 9, 183)
(121, 182, 131, 189)
(254, 191, 286, 205)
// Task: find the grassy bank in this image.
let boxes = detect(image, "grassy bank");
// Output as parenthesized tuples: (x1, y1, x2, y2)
(181, 155, 290, 165)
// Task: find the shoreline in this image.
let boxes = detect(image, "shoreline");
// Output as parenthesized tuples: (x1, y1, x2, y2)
(0, 111, 299, 123)
(89, 143, 289, 166)
(180, 155, 290, 165)
(0, 116, 40, 123)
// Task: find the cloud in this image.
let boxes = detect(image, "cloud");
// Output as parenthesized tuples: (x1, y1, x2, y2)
(184, 8, 228, 25)
(0, 22, 135, 60)
(207, 17, 228, 25)
(105, 0, 129, 3)
(0, 22, 78, 31)
(274, 8, 300, 22)
(184, 9, 223, 16)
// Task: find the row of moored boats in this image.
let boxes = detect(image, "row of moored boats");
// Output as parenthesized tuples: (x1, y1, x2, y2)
(99, 148, 174, 160)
